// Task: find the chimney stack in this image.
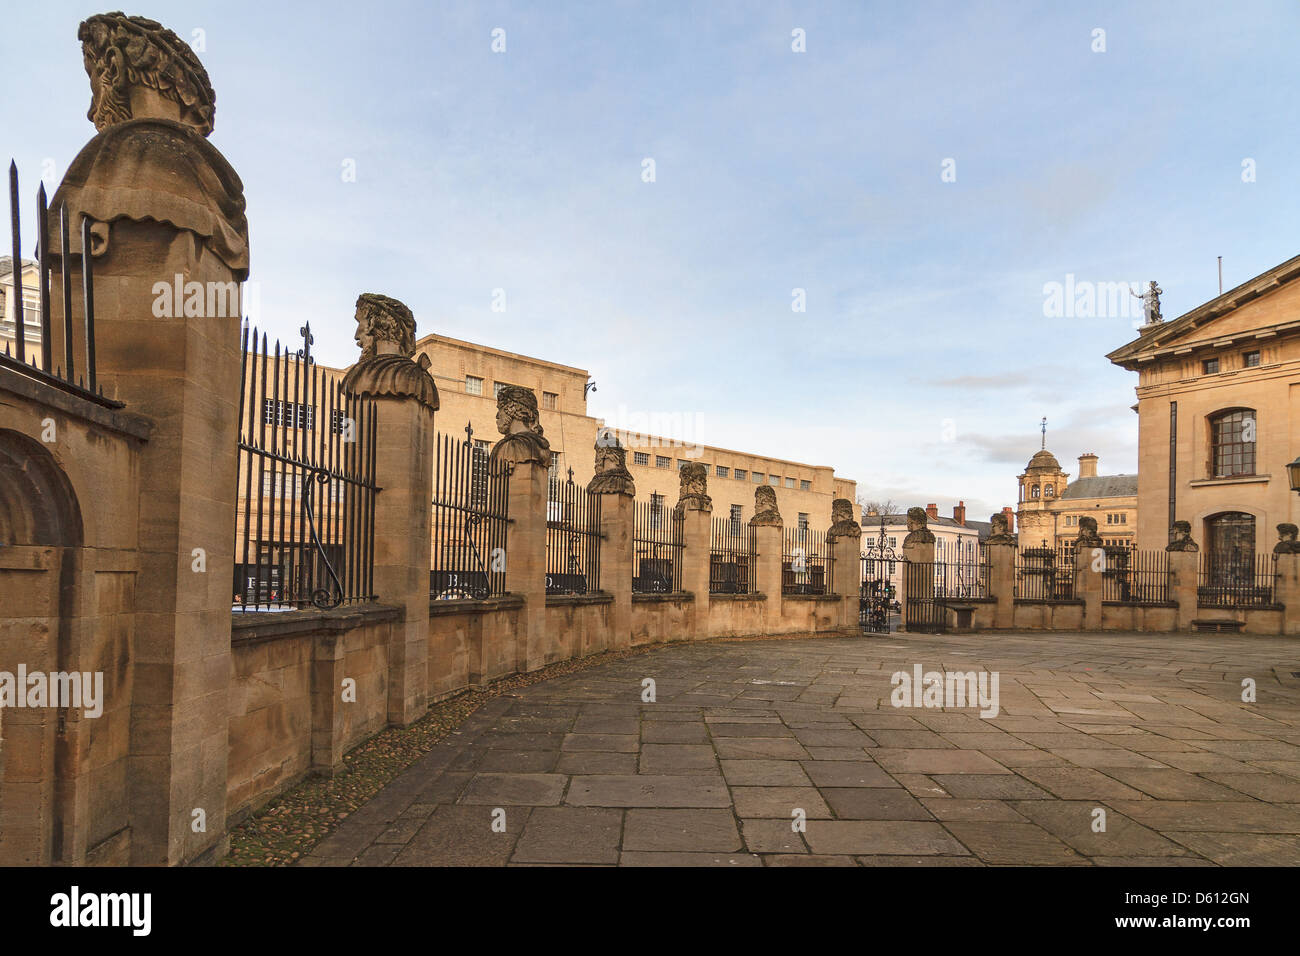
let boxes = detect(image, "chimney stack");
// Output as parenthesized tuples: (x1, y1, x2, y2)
(953, 501, 966, 525)
(926, 503, 939, 520)
(1078, 453, 1098, 479)
(1002, 506, 1015, 532)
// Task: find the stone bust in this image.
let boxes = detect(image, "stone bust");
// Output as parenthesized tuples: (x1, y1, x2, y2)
(52, 11, 248, 276)
(676, 462, 712, 513)
(1274, 523, 1300, 554)
(903, 506, 934, 545)
(986, 512, 1016, 545)
(489, 385, 551, 467)
(749, 484, 782, 527)
(341, 293, 438, 409)
(1075, 515, 1103, 548)
(827, 498, 861, 541)
(1166, 520, 1199, 552)
(588, 431, 635, 496)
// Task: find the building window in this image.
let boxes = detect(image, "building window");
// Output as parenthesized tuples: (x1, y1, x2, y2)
(1203, 357, 1220, 375)
(1243, 350, 1260, 368)
(678, 460, 689, 470)
(650, 493, 665, 529)
(784, 477, 795, 488)
(800, 479, 811, 491)
(730, 504, 743, 521)
(797, 513, 809, 531)
(633, 452, 649, 466)
(541, 391, 558, 410)
(865, 537, 875, 547)
(888, 537, 897, 548)
(464, 375, 482, 395)
(1205, 512, 1256, 585)
(752, 472, 763, 483)
(656, 455, 671, 469)
(716, 466, 729, 478)
(1209, 408, 1256, 478)
(1031, 485, 1040, 499)
(1045, 484, 1055, 497)
(769, 475, 779, 486)
(493, 381, 520, 400)
(735, 469, 747, 481)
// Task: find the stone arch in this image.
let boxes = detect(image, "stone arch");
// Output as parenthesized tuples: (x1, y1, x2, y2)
(0, 428, 83, 548)
(0, 428, 83, 864)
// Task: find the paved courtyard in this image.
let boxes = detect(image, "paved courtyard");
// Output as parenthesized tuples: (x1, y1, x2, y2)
(304, 631, 1300, 866)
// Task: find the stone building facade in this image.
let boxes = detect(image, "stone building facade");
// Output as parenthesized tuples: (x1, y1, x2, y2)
(1015, 449, 1137, 549)
(0, 257, 41, 363)
(1108, 254, 1300, 555)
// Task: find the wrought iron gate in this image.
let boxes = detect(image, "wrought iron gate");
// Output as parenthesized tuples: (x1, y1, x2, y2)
(904, 560, 949, 633)
(859, 518, 901, 633)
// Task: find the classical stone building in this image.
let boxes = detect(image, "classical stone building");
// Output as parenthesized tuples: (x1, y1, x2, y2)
(402, 332, 854, 519)
(1108, 255, 1300, 554)
(1015, 449, 1137, 549)
(0, 257, 41, 362)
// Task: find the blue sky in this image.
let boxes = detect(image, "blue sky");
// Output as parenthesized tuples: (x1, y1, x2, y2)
(4, 0, 1299, 520)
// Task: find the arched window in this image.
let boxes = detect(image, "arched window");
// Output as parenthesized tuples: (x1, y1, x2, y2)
(1045, 484, 1055, 497)
(1031, 485, 1040, 499)
(1208, 408, 1256, 478)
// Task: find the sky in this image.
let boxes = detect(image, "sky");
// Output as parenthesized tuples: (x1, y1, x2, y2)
(4, 0, 1299, 521)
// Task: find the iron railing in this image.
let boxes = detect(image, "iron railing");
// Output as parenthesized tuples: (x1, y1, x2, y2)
(546, 474, 602, 595)
(933, 555, 990, 599)
(431, 426, 511, 599)
(235, 324, 378, 610)
(1014, 544, 1076, 600)
(633, 495, 683, 593)
(1, 161, 114, 406)
(1101, 547, 1171, 604)
(709, 516, 755, 594)
(782, 526, 831, 595)
(1198, 552, 1275, 608)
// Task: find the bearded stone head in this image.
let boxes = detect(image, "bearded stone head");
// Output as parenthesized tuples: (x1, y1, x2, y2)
(832, 499, 853, 524)
(353, 293, 416, 361)
(906, 507, 927, 532)
(79, 12, 216, 135)
(495, 385, 543, 437)
(991, 512, 1009, 536)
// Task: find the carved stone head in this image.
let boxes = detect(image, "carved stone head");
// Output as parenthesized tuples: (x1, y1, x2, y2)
(354, 293, 416, 360)
(79, 13, 216, 135)
(588, 434, 635, 496)
(675, 461, 712, 513)
(1076, 516, 1103, 547)
(1275, 523, 1300, 554)
(489, 385, 550, 467)
(991, 513, 1009, 536)
(495, 385, 542, 437)
(1166, 520, 1198, 552)
(906, 507, 927, 533)
(828, 498, 861, 541)
(750, 484, 782, 527)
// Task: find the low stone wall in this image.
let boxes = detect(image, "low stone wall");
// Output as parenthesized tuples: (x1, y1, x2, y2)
(546, 593, 615, 662)
(428, 596, 524, 697)
(631, 592, 693, 645)
(227, 605, 400, 822)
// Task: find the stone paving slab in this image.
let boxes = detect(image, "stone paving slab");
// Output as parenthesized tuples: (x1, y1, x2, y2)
(306, 630, 1300, 867)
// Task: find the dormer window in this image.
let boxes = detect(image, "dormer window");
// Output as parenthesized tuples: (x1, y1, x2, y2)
(1044, 484, 1055, 497)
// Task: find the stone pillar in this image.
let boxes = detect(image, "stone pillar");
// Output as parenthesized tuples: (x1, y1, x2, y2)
(1167, 520, 1199, 631)
(311, 632, 347, 773)
(1074, 519, 1104, 630)
(985, 513, 1017, 628)
(675, 463, 713, 639)
(590, 432, 635, 650)
(827, 499, 863, 631)
(341, 294, 439, 727)
(1274, 524, 1300, 635)
(491, 386, 552, 672)
(901, 507, 935, 630)
(48, 14, 250, 864)
(750, 485, 784, 631)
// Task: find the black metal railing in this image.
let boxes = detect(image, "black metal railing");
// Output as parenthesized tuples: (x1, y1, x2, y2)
(1198, 552, 1275, 608)
(633, 495, 683, 593)
(933, 555, 990, 599)
(235, 323, 378, 610)
(1014, 544, 1075, 600)
(1, 161, 114, 406)
(546, 474, 602, 595)
(431, 426, 511, 600)
(1102, 547, 1171, 604)
(782, 526, 832, 595)
(710, 516, 755, 594)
